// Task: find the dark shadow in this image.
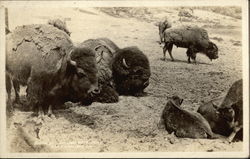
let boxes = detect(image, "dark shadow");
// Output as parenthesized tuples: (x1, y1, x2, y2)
(159, 58, 212, 65)
(53, 106, 97, 129)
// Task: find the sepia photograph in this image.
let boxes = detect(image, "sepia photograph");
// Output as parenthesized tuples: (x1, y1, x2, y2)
(0, 0, 249, 158)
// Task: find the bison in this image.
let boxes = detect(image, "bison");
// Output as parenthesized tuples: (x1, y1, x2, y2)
(79, 38, 151, 97)
(111, 46, 151, 96)
(159, 96, 215, 139)
(160, 25, 218, 63)
(6, 24, 99, 117)
(198, 79, 243, 142)
(78, 38, 119, 103)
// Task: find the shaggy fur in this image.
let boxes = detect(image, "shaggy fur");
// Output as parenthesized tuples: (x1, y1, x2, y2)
(198, 98, 233, 136)
(111, 46, 151, 96)
(78, 38, 120, 103)
(48, 19, 71, 36)
(79, 38, 119, 84)
(198, 79, 243, 142)
(161, 25, 218, 63)
(161, 96, 214, 139)
(6, 24, 98, 115)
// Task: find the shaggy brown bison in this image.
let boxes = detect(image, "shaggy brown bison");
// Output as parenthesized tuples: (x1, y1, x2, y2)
(198, 79, 243, 142)
(78, 38, 119, 103)
(6, 24, 99, 117)
(111, 46, 151, 96)
(80, 38, 151, 97)
(160, 96, 215, 139)
(160, 25, 218, 63)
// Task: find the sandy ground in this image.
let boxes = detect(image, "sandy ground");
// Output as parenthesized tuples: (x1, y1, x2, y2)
(6, 7, 243, 152)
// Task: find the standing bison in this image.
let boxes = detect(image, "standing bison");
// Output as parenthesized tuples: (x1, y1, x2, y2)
(160, 25, 218, 63)
(6, 24, 99, 117)
(198, 79, 243, 142)
(79, 38, 151, 97)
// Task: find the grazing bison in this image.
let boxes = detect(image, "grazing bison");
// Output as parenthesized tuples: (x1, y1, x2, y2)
(160, 96, 215, 139)
(80, 38, 151, 97)
(198, 79, 243, 142)
(6, 24, 99, 117)
(161, 25, 218, 63)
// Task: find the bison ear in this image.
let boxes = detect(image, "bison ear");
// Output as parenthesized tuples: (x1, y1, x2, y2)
(212, 102, 219, 110)
(122, 58, 129, 68)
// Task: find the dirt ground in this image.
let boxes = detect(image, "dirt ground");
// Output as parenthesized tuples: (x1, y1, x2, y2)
(6, 7, 243, 152)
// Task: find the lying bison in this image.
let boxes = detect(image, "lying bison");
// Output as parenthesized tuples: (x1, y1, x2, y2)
(160, 25, 218, 63)
(6, 24, 99, 117)
(159, 96, 215, 139)
(79, 38, 151, 97)
(198, 79, 243, 142)
(78, 38, 119, 103)
(112, 46, 151, 96)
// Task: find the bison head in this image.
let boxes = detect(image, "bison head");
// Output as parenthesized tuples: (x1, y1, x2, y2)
(157, 19, 172, 44)
(212, 103, 235, 129)
(67, 47, 99, 101)
(205, 41, 219, 60)
(112, 47, 151, 96)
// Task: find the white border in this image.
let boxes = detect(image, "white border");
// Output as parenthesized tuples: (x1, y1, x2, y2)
(0, 0, 249, 158)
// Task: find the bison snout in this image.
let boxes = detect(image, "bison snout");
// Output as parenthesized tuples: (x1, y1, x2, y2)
(88, 84, 100, 94)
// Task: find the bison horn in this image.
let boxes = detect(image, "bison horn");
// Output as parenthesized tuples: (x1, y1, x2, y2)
(122, 58, 129, 68)
(69, 60, 77, 66)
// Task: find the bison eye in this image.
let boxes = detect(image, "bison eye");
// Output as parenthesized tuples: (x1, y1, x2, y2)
(134, 69, 142, 74)
(77, 68, 86, 78)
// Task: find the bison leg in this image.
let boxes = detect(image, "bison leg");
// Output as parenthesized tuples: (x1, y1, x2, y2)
(6, 73, 13, 114)
(13, 79, 21, 104)
(227, 125, 243, 143)
(47, 105, 55, 118)
(167, 44, 174, 61)
(6, 73, 12, 102)
(191, 53, 197, 64)
(186, 49, 192, 63)
(162, 43, 168, 61)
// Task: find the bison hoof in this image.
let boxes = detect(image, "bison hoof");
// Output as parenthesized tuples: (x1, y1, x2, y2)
(48, 113, 56, 119)
(160, 58, 166, 61)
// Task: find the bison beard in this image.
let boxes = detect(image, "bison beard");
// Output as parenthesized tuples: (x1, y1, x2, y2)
(111, 47, 151, 96)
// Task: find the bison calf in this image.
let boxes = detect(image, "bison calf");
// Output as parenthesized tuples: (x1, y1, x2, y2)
(198, 79, 243, 142)
(160, 96, 214, 139)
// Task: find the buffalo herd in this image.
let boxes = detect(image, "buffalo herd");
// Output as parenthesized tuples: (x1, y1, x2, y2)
(6, 18, 243, 143)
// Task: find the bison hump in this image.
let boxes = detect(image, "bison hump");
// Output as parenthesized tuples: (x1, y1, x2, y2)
(7, 24, 73, 73)
(79, 38, 118, 83)
(164, 25, 210, 47)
